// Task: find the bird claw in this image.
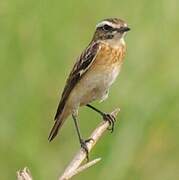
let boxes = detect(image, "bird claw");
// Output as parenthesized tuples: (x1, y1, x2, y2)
(103, 113, 116, 133)
(80, 138, 93, 161)
(84, 138, 94, 143)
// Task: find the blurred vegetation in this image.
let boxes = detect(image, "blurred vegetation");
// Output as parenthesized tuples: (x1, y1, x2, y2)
(0, 0, 179, 179)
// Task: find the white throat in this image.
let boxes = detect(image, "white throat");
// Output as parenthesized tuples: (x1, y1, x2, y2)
(105, 37, 125, 48)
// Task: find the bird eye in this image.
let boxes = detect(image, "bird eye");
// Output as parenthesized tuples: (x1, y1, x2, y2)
(102, 24, 113, 31)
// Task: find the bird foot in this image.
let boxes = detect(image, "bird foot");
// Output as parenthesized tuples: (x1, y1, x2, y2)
(80, 138, 94, 161)
(102, 113, 116, 133)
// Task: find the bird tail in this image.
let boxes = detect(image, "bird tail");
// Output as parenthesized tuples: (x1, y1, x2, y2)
(48, 108, 70, 142)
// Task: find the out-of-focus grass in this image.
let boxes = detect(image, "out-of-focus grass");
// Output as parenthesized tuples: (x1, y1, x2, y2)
(0, 0, 179, 179)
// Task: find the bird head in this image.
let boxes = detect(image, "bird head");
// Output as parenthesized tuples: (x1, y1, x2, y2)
(93, 18, 130, 44)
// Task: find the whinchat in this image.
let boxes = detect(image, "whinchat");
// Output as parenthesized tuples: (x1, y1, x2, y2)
(48, 18, 130, 157)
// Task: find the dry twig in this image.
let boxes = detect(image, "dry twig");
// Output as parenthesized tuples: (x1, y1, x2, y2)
(59, 108, 120, 180)
(17, 108, 120, 180)
(17, 167, 33, 180)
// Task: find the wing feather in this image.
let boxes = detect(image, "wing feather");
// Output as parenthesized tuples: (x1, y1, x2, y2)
(54, 42, 100, 120)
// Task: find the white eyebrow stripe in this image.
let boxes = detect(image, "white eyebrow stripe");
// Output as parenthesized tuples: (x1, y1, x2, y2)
(96, 21, 115, 28)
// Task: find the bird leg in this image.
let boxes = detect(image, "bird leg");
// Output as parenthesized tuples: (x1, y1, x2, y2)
(72, 114, 93, 161)
(86, 104, 116, 133)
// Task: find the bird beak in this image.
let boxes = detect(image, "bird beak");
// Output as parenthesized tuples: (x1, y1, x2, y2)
(118, 27, 131, 33)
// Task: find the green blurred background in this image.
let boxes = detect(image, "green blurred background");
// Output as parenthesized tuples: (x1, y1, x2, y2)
(0, 0, 179, 179)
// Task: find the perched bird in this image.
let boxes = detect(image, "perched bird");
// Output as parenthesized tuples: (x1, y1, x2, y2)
(48, 18, 130, 158)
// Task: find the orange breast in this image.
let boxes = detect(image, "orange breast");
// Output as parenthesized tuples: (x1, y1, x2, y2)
(93, 43, 126, 69)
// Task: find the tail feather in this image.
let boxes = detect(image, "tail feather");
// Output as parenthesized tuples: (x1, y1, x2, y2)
(48, 109, 69, 141)
(48, 119, 63, 141)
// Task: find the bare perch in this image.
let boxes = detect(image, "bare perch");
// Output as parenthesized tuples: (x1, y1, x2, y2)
(17, 167, 33, 180)
(16, 108, 120, 180)
(59, 108, 120, 180)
